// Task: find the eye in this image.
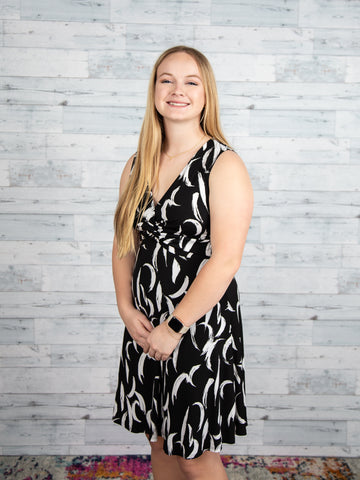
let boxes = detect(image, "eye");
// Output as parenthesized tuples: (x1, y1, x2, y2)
(160, 79, 171, 84)
(187, 81, 198, 86)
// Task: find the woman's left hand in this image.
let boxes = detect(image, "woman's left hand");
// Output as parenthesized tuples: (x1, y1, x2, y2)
(143, 321, 182, 361)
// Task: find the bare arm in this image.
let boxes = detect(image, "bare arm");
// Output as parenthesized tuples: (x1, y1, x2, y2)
(172, 150, 253, 324)
(112, 155, 153, 349)
(145, 150, 253, 359)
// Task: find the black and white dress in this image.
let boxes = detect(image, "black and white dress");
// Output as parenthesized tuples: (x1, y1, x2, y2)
(113, 139, 247, 459)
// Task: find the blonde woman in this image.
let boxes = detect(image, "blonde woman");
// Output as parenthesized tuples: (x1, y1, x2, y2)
(112, 46, 253, 480)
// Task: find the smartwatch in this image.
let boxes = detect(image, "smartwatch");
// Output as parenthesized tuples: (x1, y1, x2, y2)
(167, 314, 189, 334)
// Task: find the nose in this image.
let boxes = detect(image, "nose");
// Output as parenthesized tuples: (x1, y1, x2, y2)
(171, 81, 185, 96)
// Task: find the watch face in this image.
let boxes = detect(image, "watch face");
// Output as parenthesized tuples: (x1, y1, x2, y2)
(168, 316, 183, 333)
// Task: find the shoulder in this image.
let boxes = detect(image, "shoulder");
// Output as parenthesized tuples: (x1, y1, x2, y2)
(210, 147, 249, 181)
(119, 153, 136, 195)
(209, 148, 253, 198)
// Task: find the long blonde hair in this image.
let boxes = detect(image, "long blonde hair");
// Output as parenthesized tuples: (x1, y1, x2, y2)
(114, 45, 229, 257)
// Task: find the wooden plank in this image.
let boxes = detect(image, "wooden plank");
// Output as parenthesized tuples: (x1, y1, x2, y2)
(51, 344, 120, 367)
(0, 187, 118, 214)
(88, 50, 158, 79)
(243, 294, 360, 321)
(0, 0, 20, 19)
(74, 214, 113, 241)
(0, 367, 114, 393)
(276, 55, 346, 83)
(21, 0, 110, 22)
(260, 217, 358, 244)
(219, 82, 360, 111)
(247, 394, 360, 421)
(34, 318, 123, 344)
(246, 368, 288, 394)
(245, 345, 297, 368)
(337, 111, 360, 138)
(0, 105, 62, 133)
(111, 0, 210, 25)
(42, 265, 113, 292)
(10, 160, 82, 187)
(243, 319, 313, 346)
(0, 265, 41, 291)
(263, 420, 347, 446)
(0, 292, 118, 319)
(195, 26, 313, 54)
(0, 47, 88, 77)
(237, 266, 338, 294)
(0, 77, 147, 107)
(211, 0, 298, 26)
(0, 319, 34, 344)
(299, 0, 360, 28)
(0, 241, 91, 265)
(350, 138, 360, 163)
(313, 320, 360, 346)
(289, 369, 357, 395)
(342, 245, 360, 268)
(0, 159, 9, 186)
(275, 244, 342, 268)
(339, 269, 360, 294)
(231, 137, 350, 165)
(254, 191, 359, 218)
(4, 20, 125, 49)
(250, 110, 335, 137)
(63, 106, 144, 134)
(1, 214, 74, 241)
(346, 57, 360, 83)
(90, 241, 112, 265)
(46, 133, 137, 161)
(0, 133, 46, 159)
(126, 23, 194, 50)
(314, 28, 360, 56)
(208, 53, 275, 82)
(0, 345, 51, 366)
(82, 160, 124, 188)
(0, 419, 85, 446)
(296, 346, 360, 369)
(0, 393, 114, 420)
(347, 421, 360, 446)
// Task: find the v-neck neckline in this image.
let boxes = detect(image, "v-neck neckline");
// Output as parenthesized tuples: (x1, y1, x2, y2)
(151, 139, 211, 207)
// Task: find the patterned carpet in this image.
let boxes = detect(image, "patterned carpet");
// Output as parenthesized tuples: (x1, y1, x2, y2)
(0, 455, 359, 480)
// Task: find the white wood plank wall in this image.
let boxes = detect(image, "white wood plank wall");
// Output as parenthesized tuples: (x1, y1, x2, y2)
(0, 0, 359, 457)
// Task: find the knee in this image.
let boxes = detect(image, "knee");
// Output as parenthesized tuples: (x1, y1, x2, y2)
(176, 451, 222, 476)
(176, 456, 200, 476)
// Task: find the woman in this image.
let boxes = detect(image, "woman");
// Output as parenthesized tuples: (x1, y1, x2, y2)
(112, 46, 253, 480)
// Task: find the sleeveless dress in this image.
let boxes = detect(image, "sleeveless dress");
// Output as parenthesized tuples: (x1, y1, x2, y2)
(113, 139, 247, 459)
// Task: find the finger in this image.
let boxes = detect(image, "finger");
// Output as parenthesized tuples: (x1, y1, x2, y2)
(139, 317, 154, 332)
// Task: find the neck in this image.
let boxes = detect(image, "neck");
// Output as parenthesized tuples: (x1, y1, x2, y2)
(162, 120, 205, 154)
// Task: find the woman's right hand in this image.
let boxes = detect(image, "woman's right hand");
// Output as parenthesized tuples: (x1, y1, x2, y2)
(121, 307, 153, 350)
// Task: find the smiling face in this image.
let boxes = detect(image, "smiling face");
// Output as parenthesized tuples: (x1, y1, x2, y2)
(154, 52, 206, 125)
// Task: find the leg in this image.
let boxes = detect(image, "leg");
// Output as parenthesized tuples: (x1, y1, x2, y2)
(146, 435, 187, 480)
(176, 451, 228, 480)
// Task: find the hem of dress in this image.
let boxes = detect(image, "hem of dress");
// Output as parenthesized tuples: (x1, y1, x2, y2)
(112, 416, 247, 460)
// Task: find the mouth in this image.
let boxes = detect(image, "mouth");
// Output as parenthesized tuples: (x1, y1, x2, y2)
(167, 101, 189, 107)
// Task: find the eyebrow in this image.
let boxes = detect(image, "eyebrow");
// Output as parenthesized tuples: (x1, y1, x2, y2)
(158, 72, 202, 80)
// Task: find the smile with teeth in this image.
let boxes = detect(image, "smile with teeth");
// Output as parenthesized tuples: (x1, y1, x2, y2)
(168, 101, 189, 107)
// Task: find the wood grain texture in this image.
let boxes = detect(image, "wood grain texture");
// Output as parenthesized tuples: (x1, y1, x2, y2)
(0, 0, 359, 457)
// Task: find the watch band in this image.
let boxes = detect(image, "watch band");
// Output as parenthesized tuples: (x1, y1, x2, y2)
(167, 314, 189, 335)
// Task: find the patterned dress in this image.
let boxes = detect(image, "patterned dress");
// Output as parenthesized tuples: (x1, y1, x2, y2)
(113, 139, 247, 459)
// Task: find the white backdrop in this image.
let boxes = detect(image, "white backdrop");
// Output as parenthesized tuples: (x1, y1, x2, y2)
(0, 0, 359, 456)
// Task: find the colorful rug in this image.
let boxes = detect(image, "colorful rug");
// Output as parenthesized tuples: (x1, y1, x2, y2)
(0, 455, 359, 480)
